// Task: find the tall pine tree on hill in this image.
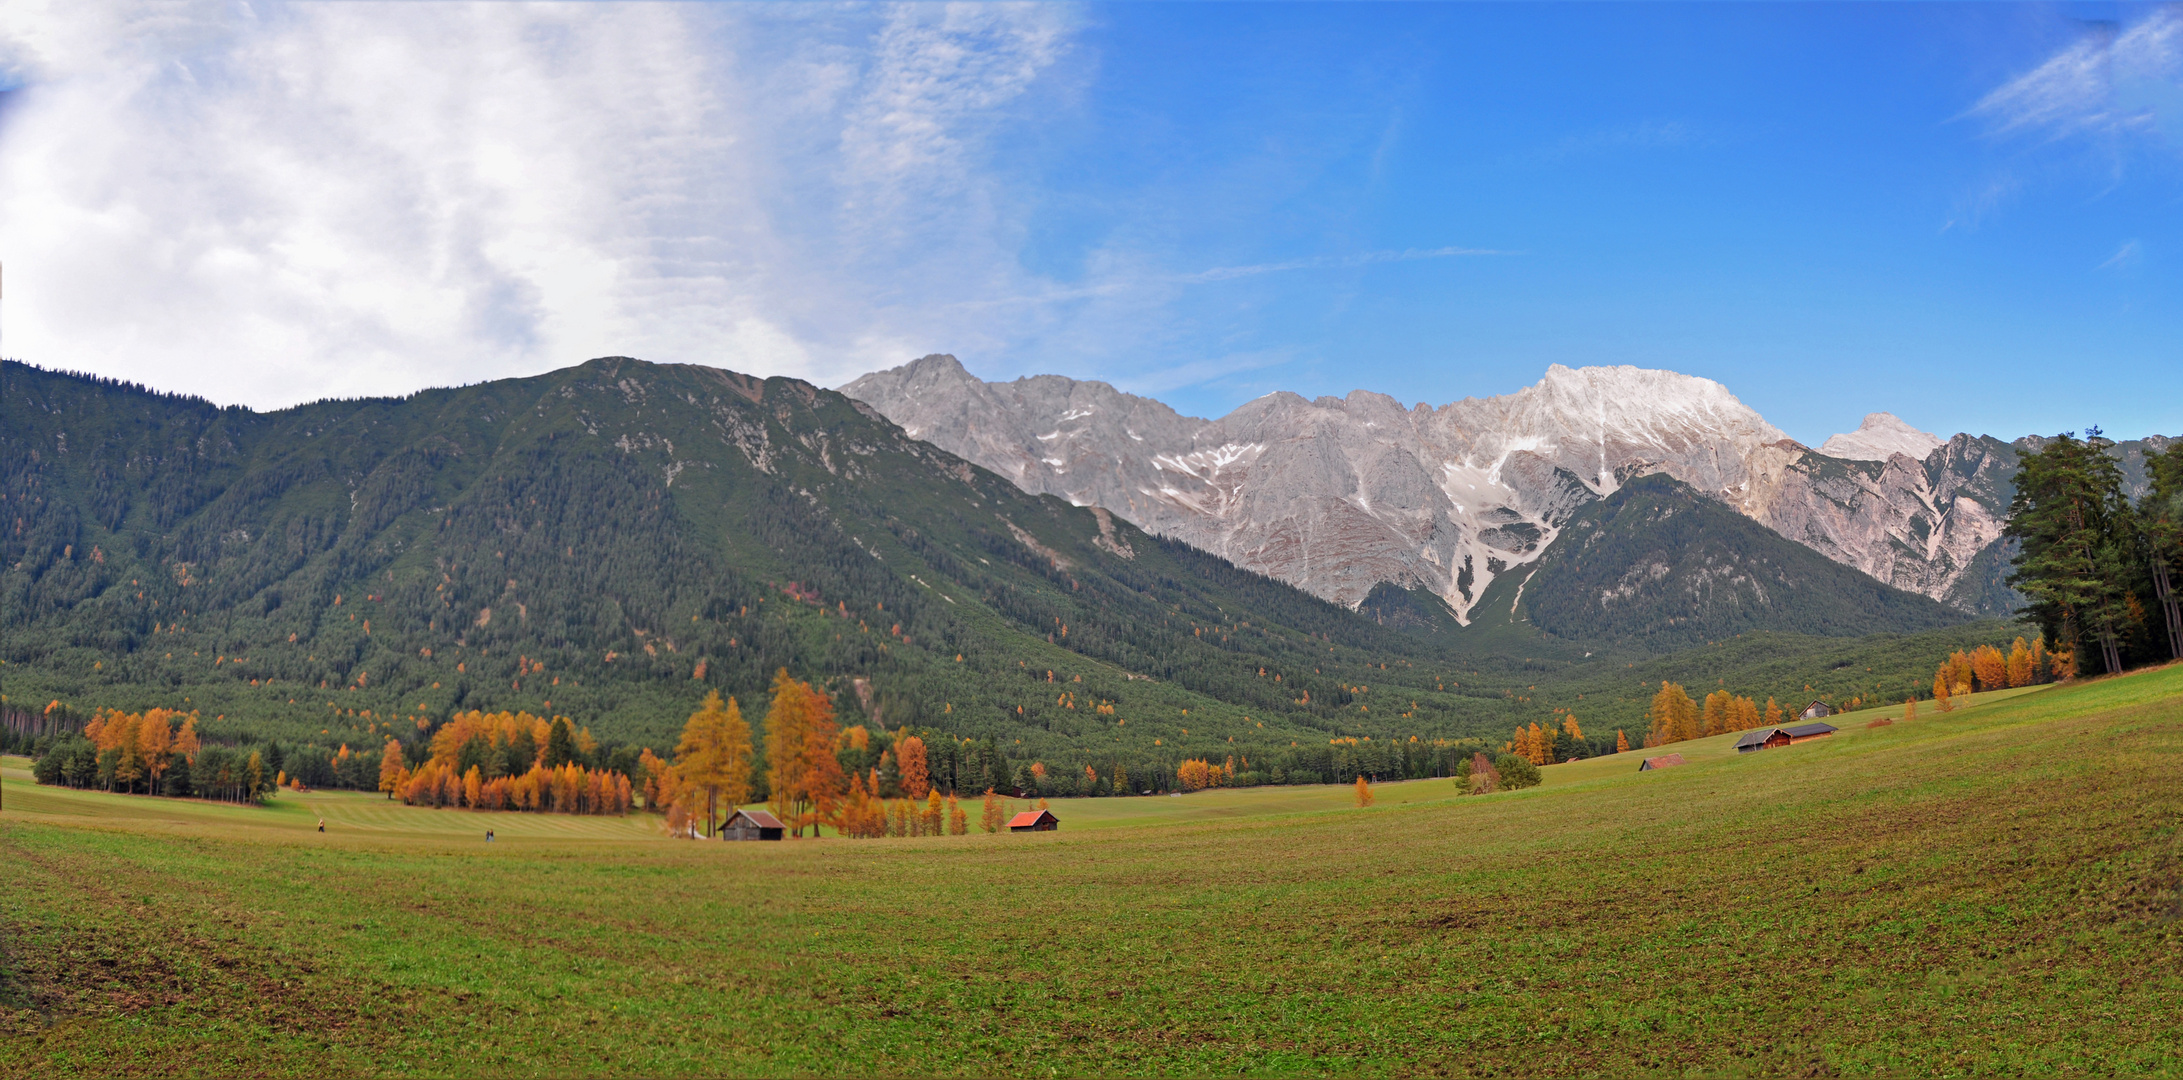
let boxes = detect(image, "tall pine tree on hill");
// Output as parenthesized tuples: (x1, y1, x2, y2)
(2006, 430, 2135, 675)
(2141, 442, 2183, 660)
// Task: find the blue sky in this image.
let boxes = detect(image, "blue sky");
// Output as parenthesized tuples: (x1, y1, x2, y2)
(0, 3, 2176, 444)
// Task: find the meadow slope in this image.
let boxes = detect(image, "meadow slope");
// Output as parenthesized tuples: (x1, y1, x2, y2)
(2, 670, 2179, 1077)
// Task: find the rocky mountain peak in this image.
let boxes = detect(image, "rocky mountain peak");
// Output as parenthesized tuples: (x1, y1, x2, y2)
(1819, 412, 1946, 462)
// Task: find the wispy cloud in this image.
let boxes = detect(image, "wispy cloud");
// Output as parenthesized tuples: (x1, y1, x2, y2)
(0, 2, 1081, 407)
(952, 245, 1510, 310)
(1968, 10, 2182, 144)
(2098, 239, 2141, 270)
(1183, 246, 1510, 283)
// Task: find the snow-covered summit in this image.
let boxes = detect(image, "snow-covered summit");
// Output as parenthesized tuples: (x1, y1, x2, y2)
(1818, 413, 1944, 463)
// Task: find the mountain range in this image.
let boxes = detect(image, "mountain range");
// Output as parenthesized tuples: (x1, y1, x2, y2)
(0, 357, 2025, 768)
(843, 355, 2173, 621)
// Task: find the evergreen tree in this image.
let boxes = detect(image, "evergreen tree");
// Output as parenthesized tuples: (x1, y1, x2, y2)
(543, 717, 579, 770)
(2141, 442, 2183, 660)
(2006, 430, 2136, 674)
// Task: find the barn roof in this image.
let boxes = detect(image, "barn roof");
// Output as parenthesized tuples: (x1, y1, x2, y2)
(1733, 728, 1784, 749)
(729, 809, 784, 829)
(1783, 722, 1838, 738)
(1639, 753, 1686, 771)
(1007, 810, 1056, 827)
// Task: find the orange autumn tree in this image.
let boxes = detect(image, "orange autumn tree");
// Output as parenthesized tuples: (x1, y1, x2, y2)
(980, 788, 1003, 833)
(1615, 729, 1630, 754)
(1354, 774, 1374, 807)
(1646, 682, 1699, 747)
(762, 670, 846, 837)
(896, 734, 930, 799)
(674, 690, 753, 838)
(378, 739, 407, 797)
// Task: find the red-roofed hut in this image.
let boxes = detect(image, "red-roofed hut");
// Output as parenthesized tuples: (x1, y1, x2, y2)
(1007, 809, 1059, 832)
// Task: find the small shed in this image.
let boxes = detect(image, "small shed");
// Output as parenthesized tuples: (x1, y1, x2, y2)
(1734, 728, 1792, 754)
(722, 809, 785, 841)
(1801, 700, 1834, 720)
(1007, 809, 1059, 832)
(1783, 721, 1837, 744)
(1638, 753, 1686, 772)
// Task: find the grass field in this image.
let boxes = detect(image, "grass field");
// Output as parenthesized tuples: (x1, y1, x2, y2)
(3, 671, 2179, 1077)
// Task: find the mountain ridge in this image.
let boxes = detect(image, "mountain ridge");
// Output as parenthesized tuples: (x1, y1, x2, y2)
(843, 355, 2174, 621)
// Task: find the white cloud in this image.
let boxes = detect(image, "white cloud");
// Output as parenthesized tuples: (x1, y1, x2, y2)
(2097, 239, 2140, 270)
(0, 1, 1081, 407)
(1970, 10, 2182, 143)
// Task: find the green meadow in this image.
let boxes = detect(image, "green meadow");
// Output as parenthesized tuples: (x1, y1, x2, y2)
(3, 670, 2179, 1077)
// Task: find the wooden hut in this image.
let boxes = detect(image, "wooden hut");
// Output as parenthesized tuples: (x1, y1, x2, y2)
(1783, 721, 1837, 744)
(1734, 728, 1792, 754)
(722, 809, 785, 841)
(1638, 753, 1686, 772)
(1800, 700, 1834, 720)
(1007, 809, 1059, 832)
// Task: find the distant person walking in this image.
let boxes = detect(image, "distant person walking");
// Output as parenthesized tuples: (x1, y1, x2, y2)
(317, 818, 325, 833)
(486, 830, 495, 842)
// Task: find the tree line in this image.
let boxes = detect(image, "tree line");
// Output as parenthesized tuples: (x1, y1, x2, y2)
(2007, 433, 2183, 675)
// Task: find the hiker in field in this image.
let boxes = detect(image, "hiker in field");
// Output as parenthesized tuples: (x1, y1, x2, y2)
(317, 818, 325, 833)
(486, 829, 495, 842)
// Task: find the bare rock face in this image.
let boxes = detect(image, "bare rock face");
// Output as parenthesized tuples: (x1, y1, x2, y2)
(846, 357, 2178, 622)
(847, 358, 1802, 620)
(1818, 412, 1947, 462)
(1738, 433, 2020, 613)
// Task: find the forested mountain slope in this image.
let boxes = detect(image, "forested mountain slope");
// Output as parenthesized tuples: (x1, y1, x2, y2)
(1516, 475, 1970, 649)
(2, 358, 1552, 776)
(2, 359, 2016, 775)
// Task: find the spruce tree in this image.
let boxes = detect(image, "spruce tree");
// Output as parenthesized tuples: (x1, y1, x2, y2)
(2006, 430, 2135, 675)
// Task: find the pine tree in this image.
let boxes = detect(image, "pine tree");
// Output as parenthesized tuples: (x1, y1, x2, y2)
(2007, 429, 2136, 675)
(2143, 441, 2183, 659)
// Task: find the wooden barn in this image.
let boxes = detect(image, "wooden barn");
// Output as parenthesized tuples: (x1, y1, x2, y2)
(1638, 753, 1686, 772)
(1007, 809, 1059, 832)
(1734, 728, 1792, 754)
(1783, 721, 1838, 744)
(722, 809, 785, 841)
(1800, 700, 1834, 720)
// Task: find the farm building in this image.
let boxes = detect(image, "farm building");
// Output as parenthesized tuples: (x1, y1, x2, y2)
(1801, 700, 1834, 719)
(1734, 728, 1792, 753)
(1783, 721, 1837, 743)
(1007, 809, 1059, 832)
(1638, 753, 1686, 772)
(721, 809, 785, 841)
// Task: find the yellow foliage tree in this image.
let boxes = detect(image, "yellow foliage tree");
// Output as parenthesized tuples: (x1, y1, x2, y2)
(1354, 775, 1374, 807)
(674, 690, 753, 838)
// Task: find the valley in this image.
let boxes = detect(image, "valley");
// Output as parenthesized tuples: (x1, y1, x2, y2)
(4, 666, 2177, 1075)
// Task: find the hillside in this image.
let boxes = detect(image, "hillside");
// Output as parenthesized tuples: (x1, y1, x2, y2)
(0, 358, 1552, 771)
(4, 664, 2177, 1074)
(1518, 474, 1970, 648)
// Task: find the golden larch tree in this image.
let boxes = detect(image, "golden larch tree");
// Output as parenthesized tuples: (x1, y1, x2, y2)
(897, 734, 930, 799)
(675, 690, 753, 838)
(1354, 774, 1374, 807)
(378, 739, 407, 798)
